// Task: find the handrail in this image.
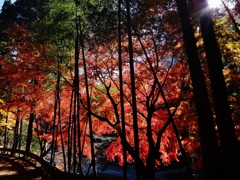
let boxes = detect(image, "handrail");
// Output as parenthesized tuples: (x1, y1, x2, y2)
(0, 148, 102, 180)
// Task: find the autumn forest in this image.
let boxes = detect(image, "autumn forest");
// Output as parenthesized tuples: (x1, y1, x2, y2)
(0, 0, 240, 179)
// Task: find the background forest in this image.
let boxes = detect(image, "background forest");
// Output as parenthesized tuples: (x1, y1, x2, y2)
(1, 0, 240, 180)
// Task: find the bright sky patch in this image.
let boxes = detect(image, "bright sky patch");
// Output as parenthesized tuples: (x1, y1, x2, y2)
(207, 0, 222, 8)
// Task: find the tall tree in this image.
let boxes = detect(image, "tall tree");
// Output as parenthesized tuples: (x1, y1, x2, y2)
(12, 112, 20, 150)
(3, 110, 9, 148)
(17, 118, 23, 150)
(26, 113, 34, 152)
(118, 0, 127, 179)
(79, 12, 96, 176)
(195, 0, 239, 179)
(175, 0, 222, 179)
(126, 1, 140, 179)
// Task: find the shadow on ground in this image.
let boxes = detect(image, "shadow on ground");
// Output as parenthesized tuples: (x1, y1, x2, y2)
(0, 155, 42, 180)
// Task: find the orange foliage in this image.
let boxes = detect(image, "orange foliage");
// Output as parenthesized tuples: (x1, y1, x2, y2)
(0, 23, 201, 169)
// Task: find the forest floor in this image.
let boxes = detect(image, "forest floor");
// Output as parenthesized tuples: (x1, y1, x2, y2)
(0, 154, 199, 180)
(0, 134, 199, 180)
(0, 155, 42, 180)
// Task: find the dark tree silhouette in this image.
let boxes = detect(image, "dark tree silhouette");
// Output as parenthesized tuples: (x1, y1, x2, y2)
(175, 0, 222, 179)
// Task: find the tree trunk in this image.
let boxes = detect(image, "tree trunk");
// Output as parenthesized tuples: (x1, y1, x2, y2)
(119, 131, 150, 180)
(12, 115, 19, 150)
(67, 89, 74, 172)
(72, 8, 83, 174)
(118, 0, 127, 179)
(3, 111, 8, 149)
(146, 142, 156, 180)
(51, 83, 58, 164)
(26, 113, 34, 152)
(80, 20, 96, 177)
(18, 118, 23, 150)
(57, 58, 67, 172)
(126, 1, 141, 179)
(196, 1, 239, 179)
(175, 0, 222, 179)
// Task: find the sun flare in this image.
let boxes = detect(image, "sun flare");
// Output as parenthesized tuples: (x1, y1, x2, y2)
(207, 0, 222, 8)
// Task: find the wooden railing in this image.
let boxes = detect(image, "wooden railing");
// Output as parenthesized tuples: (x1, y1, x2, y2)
(0, 148, 102, 180)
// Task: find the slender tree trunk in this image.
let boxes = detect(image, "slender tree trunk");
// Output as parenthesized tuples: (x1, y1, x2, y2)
(76, 24, 82, 175)
(80, 20, 96, 177)
(73, 61, 77, 173)
(58, 103, 67, 171)
(175, 0, 222, 179)
(196, 1, 239, 179)
(18, 118, 23, 150)
(26, 113, 34, 152)
(57, 59, 67, 172)
(36, 118, 43, 156)
(118, 0, 127, 179)
(4, 110, 9, 149)
(12, 115, 19, 150)
(72, 9, 83, 174)
(51, 84, 58, 164)
(126, 1, 141, 179)
(68, 89, 74, 172)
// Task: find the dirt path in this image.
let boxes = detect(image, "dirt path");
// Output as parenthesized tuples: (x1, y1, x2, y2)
(0, 155, 42, 180)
